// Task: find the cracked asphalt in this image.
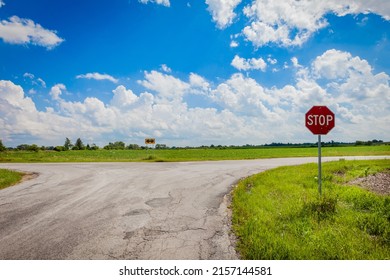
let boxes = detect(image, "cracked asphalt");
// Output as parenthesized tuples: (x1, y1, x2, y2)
(0, 156, 387, 260)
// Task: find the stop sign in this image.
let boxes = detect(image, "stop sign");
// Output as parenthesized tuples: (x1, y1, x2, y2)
(305, 106, 335, 135)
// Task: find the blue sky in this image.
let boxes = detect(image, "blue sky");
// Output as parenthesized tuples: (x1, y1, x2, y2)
(1, 0, 390, 147)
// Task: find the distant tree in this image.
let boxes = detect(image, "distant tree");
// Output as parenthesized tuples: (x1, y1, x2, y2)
(17, 144, 29, 150)
(74, 138, 85, 150)
(27, 144, 40, 152)
(88, 143, 99, 150)
(155, 144, 167, 149)
(0, 139, 6, 152)
(104, 141, 126, 150)
(64, 137, 72, 151)
(54, 146, 65, 152)
(127, 144, 140, 150)
(115, 141, 125, 149)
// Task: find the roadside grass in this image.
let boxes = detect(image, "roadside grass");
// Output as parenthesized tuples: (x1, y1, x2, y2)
(231, 159, 390, 259)
(0, 169, 23, 190)
(0, 145, 389, 162)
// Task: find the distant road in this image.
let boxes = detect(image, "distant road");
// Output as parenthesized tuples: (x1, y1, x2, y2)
(0, 156, 388, 260)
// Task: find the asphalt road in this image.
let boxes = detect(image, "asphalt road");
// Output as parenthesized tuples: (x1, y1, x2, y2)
(0, 156, 388, 260)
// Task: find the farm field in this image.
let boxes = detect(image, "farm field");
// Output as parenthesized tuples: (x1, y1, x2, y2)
(231, 159, 390, 259)
(0, 145, 389, 163)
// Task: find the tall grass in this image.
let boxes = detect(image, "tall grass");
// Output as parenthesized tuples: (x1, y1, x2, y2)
(0, 169, 23, 190)
(231, 159, 390, 259)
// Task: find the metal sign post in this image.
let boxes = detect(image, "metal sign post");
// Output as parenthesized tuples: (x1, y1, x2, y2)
(318, 135, 322, 195)
(305, 106, 335, 196)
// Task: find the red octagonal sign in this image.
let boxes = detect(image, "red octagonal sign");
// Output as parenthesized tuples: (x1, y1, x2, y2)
(305, 106, 335, 135)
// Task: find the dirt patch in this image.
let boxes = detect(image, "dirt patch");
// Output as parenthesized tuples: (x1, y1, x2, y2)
(349, 171, 390, 195)
(20, 172, 39, 183)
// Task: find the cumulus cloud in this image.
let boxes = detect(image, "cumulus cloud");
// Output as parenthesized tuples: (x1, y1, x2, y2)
(189, 73, 210, 89)
(206, 0, 242, 29)
(111, 85, 139, 108)
(0, 16, 64, 49)
(0, 80, 80, 143)
(231, 55, 267, 71)
(0, 1, 5, 8)
(311, 49, 390, 103)
(76, 72, 118, 83)
(1, 49, 389, 146)
(49, 84, 66, 100)
(312, 49, 371, 80)
(138, 70, 190, 101)
(212, 0, 390, 47)
(139, 0, 170, 7)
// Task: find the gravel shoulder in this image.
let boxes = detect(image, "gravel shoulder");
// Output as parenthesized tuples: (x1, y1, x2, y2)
(349, 170, 390, 195)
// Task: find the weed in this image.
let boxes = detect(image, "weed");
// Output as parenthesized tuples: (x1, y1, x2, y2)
(303, 195, 338, 221)
(143, 155, 157, 161)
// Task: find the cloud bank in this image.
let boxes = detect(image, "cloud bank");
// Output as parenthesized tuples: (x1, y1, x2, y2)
(1, 49, 389, 146)
(205, 0, 390, 47)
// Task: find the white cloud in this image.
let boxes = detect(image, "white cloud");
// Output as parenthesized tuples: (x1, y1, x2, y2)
(291, 57, 300, 68)
(189, 73, 211, 95)
(1, 49, 389, 146)
(138, 70, 190, 101)
(189, 73, 210, 89)
(139, 0, 170, 7)
(206, 0, 242, 29)
(231, 55, 267, 71)
(0, 1, 5, 8)
(230, 40, 239, 48)
(111, 85, 139, 108)
(76, 72, 118, 83)
(49, 84, 66, 100)
(0, 16, 64, 49)
(240, 0, 390, 47)
(23, 72, 46, 88)
(212, 73, 279, 117)
(0, 80, 81, 143)
(160, 64, 172, 73)
(312, 49, 371, 80)
(267, 57, 277, 65)
(37, 78, 47, 88)
(310, 49, 390, 103)
(23, 73, 35, 79)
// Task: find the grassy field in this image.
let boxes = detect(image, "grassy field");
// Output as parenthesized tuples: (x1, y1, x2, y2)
(0, 169, 23, 190)
(231, 159, 390, 259)
(0, 145, 389, 162)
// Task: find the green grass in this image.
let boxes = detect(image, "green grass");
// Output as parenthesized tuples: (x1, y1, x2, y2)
(0, 169, 23, 190)
(231, 159, 390, 259)
(0, 145, 389, 162)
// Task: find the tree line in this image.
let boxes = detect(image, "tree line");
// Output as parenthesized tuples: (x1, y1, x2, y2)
(0, 138, 387, 152)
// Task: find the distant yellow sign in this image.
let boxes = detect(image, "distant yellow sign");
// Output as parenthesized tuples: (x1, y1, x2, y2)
(145, 138, 155, 145)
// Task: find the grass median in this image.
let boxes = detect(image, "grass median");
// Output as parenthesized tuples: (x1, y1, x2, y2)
(0, 169, 23, 190)
(231, 159, 390, 259)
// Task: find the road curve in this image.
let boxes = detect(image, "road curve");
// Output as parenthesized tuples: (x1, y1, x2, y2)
(0, 156, 388, 260)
